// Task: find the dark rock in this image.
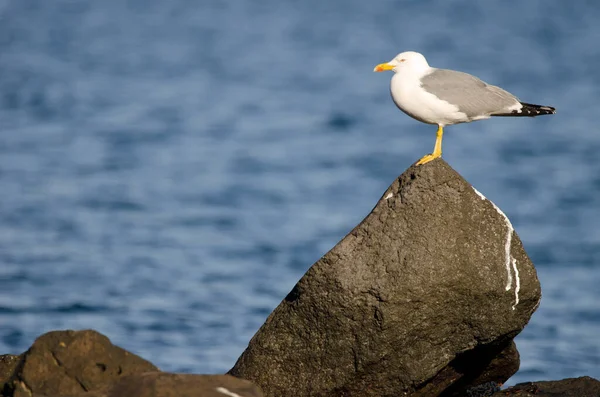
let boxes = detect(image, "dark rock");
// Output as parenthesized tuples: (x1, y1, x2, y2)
(96, 372, 264, 397)
(417, 340, 519, 396)
(229, 159, 541, 396)
(464, 381, 501, 397)
(4, 329, 157, 397)
(491, 376, 600, 397)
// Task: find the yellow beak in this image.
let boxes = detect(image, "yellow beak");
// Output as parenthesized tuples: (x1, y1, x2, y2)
(373, 63, 395, 72)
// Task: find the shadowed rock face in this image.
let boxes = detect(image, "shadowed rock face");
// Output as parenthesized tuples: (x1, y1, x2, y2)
(229, 159, 542, 397)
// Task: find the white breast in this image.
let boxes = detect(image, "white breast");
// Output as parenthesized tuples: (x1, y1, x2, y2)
(390, 72, 469, 126)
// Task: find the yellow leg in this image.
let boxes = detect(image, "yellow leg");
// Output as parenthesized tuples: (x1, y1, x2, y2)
(416, 125, 444, 165)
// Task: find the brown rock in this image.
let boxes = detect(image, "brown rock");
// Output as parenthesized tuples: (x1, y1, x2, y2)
(229, 159, 541, 396)
(4, 329, 157, 397)
(99, 372, 263, 397)
(491, 376, 600, 397)
(0, 355, 20, 393)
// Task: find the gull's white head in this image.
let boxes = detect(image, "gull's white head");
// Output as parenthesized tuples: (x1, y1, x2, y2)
(373, 51, 430, 74)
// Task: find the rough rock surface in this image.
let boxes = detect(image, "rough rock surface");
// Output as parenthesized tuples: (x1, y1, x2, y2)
(1, 330, 264, 397)
(229, 159, 542, 396)
(0, 331, 263, 397)
(3, 330, 157, 397)
(491, 376, 600, 397)
(89, 373, 263, 397)
(0, 355, 20, 393)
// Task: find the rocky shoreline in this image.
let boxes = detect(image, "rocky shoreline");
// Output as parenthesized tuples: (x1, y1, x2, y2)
(2, 160, 598, 397)
(1, 330, 598, 397)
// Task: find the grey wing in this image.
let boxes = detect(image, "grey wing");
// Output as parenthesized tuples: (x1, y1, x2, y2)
(420, 69, 520, 118)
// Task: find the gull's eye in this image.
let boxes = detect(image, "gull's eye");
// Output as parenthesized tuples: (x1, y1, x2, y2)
(399, 59, 406, 62)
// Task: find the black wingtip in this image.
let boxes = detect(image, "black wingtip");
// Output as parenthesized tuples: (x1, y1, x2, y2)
(519, 102, 556, 116)
(492, 102, 556, 117)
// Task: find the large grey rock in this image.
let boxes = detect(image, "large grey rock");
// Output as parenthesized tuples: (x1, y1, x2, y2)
(229, 159, 542, 396)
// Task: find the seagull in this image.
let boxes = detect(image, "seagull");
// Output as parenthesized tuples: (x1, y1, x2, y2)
(374, 51, 556, 165)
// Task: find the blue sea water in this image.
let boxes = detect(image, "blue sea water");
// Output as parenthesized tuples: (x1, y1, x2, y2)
(0, 0, 599, 386)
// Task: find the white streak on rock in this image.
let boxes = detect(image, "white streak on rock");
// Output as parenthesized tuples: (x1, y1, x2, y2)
(511, 257, 520, 310)
(384, 192, 393, 200)
(216, 387, 243, 397)
(472, 188, 486, 201)
(471, 187, 515, 293)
